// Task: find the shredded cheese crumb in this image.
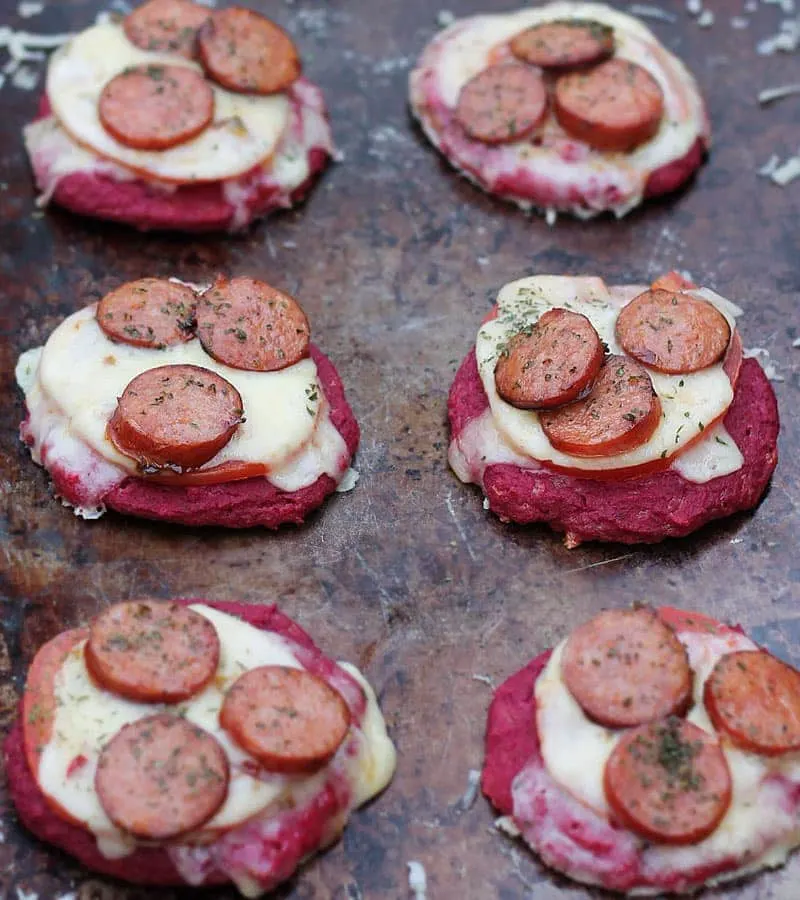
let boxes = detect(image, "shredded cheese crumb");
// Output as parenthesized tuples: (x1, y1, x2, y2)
(437, 9, 455, 26)
(686, 0, 703, 15)
(628, 5, 677, 22)
(495, 815, 522, 838)
(744, 347, 785, 381)
(459, 769, 481, 811)
(545, 208, 557, 227)
(731, 15, 750, 27)
(757, 17, 800, 54)
(16, 890, 38, 900)
(472, 673, 495, 687)
(771, 153, 800, 185)
(408, 861, 427, 900)
(17, 1, 44, 17)
(793, 337, 800, 348)
(698, 9, 715, 26)
(758, 83, 800, 103)
(336, 467, 360, 493)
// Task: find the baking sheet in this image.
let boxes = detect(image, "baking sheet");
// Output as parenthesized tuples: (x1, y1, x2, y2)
(0, 0, 799, 897)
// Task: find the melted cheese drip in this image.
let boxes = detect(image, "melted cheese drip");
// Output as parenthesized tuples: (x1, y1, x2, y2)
(535, 628, 800, 877)
(37, 604, 396, 863)
(415, 2, 708, 217)
(19, 305, 348, 495)
(475, 276, 739, 475)
(47, 22, 290, 183)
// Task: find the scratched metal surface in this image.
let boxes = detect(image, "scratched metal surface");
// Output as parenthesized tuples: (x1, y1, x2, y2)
(0, 0, 799, 897)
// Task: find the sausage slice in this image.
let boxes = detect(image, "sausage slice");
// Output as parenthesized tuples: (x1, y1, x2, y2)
(615, 289, 731, 375)
(604, 717, 732, 845)
(704, 650, 800, 756)
(97, 278, 197, 349)
(220, 666, 351, 774)
(494, 308, 604, 410)
(96, 714, 229, 840)
(108, 364, 244, 472)
(554, 58, 664, 152)
(510, 19, 614, 69)
(198, 7, 301, 95)
(455, 63, 547, 145)
(195, 276, 310, 372)
(99, 64, 214, 151)
(85, 601, 220, 703)
(539, 354, 661, 457)
(561, 608, 692, 729)
(123, 0, 211, 58)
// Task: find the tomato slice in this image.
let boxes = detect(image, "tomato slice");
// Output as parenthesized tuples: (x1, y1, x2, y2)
(143, 460, 268, 487)
(657, 606, 732, 636)
(650, 270, 697, 292)
(23, 627, 89, 826)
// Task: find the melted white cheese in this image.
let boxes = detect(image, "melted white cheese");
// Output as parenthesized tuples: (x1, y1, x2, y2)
(535, 627, 800, 878)
(37, 604, 396, 864)
(18, 305, 350, 501)
(47, 22, 289, 183)
(412, 2, 708, 218)
(474, 276, 740, 476)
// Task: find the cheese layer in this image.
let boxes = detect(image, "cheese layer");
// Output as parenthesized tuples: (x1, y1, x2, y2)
(533, 627, 800, 881)
(16, 304, 350, 507)
(47, 22, 289, 183)
(411, 2, 708, 217)
(37, 604, 396, 864)
(473, 276, 742, 478)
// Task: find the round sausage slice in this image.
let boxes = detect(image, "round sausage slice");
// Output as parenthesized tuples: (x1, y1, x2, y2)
(198, 7, 300, 95)
(85, 601, 220, 703)
(604, 717, 732, 845)
(108, 364, 244, 472)
(494, 308, 604, 410)
(123, 0, 211, 58)
(96, 714, 229, 840)
(220, 666, 350, 774)
(561, 608, 692, 728)
(554, 58, 664, 152)
(455, 63, 547, 145)
(539, 354, 661, 457)
(510, 19, 614, 69)
(99, 64, 215, 152)
(195, 277, 310, 372)
(97, 278, 197, 349)
(615, 289, 732, 375)
(704, 650, 800, 756)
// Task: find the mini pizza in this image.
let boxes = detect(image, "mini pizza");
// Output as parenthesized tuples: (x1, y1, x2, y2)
(448, 272, 779, 546)
(24, 0, 333, 232)
(15, 276, 360, 528)
(409, 2, 710, 219)
(483, 606, 800, 894)
(4, 599, 396, 895)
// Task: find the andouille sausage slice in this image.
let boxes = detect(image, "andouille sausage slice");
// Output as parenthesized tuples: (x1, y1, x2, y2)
(85, 601, 220, 703)
(539, 354, 661, 457)
(108, 364, 244, 472)
(123, 0, 211, 58)
(455, 63, 547, 145)
(97, 278, 197, 349)
(96, 714, 229, 840)
(195, 277, 310, 372)
(554, 58, 664, 152)
(99, 65, 214, 151)
(704, 650, 800, 756)
(198, 7, 300, 95)
(561, 608, 692, 728)
(494, 308, 604, 410)
(220, 666, 350, 774)
(616, 289, 731, 375)
(510, 19, 614, 69)
(604, 717, 732, 845)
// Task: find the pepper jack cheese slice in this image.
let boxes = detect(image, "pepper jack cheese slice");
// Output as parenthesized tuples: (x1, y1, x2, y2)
(16, 299, 349, 506)
(35, 604, 396, 868)
(47, 22, 290, 183)
(474, 276, 742, 479)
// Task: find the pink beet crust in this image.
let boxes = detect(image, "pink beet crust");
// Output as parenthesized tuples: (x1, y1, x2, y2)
(449, 354, 778, 545)
(103, 345, 359, 528)
(29, 81, 331, 233)
(4, 599, 362, 889)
